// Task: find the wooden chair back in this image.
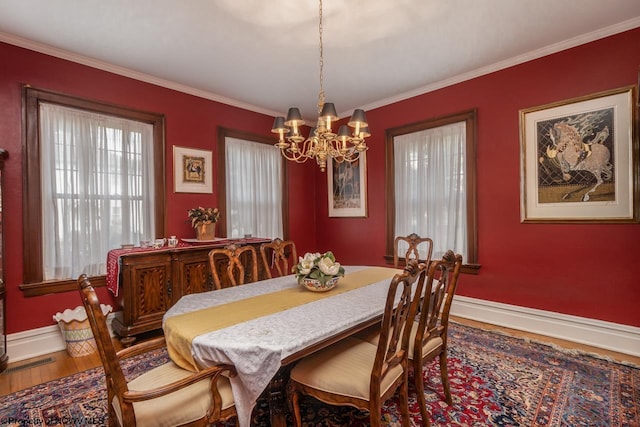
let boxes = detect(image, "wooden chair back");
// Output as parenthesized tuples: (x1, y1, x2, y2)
(259, 238, 297, 279)
(410, 249, 463, 421)
(393, 233, 433, 268)
(78, 274, 129, 421)
(371, 259, 427, 406)
(414, 250, 463, 356)
(209, 244, 259, 289)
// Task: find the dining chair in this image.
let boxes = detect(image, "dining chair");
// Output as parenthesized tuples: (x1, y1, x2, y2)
(354, 250, 462, 425)
(77, 274, 237, 427)
(259, 238, 297, 279)
(393, 233, 433, 268)
(289, 260, 427, 427)
(208, 244, 259, 290)
(409, 249, 462, 422)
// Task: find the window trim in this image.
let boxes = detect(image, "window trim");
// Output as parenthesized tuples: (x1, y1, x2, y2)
(384, 109, 479, 274)
(216, 127, 289, 239)
(20, 86, 166, 295)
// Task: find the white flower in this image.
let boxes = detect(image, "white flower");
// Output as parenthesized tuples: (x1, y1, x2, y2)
(318, 256, 341, 276)
(303, 252, 320, 263)
(297, 256, 314, 275)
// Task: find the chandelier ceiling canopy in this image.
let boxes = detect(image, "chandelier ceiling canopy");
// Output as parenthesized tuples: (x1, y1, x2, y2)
(271, 0, 370, 172)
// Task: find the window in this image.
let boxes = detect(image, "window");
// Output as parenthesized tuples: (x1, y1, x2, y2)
(22, 87, 165, 293)
(385, 110, 478, 272)
(217, 128, 288, 240)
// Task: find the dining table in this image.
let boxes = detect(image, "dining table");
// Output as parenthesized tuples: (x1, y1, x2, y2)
(162, 265, 401, 427)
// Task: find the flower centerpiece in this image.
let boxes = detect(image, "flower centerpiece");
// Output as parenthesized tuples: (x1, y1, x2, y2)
(293, 251, 345, 292)
(187, 206, 221, 240)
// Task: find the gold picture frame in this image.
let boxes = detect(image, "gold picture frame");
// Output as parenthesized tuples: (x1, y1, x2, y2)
(173, 146, 213, 193)
(327, 152, 368, 217)
(519, 85, 638, 223)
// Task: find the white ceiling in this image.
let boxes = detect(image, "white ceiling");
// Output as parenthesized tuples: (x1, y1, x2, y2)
(1, 0, 639, 122)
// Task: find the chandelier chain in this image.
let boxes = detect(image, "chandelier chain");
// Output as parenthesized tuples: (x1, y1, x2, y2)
(317, 0, 325, 114)
(270, 0, 369, 172)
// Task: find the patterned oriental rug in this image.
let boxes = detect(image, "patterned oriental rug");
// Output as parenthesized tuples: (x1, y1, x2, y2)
(1, 322, 638, 426)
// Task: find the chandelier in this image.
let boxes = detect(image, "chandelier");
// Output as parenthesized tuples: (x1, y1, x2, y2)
(271, 0, 370, 172)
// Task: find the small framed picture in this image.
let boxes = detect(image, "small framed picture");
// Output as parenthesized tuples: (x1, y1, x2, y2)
(519, 85, 638, 223)
(327, 152, 368, 217)
(173, 146, 213, 193)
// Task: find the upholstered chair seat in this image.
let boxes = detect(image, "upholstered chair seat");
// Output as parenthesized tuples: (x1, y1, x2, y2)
(290, 337, 404, 401)
(356, 322, 444, 359)
(113, 363, 235, 427)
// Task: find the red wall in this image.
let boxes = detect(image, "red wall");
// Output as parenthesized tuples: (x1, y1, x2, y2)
(1, 27, 639, 334)
(317, 28, 640, 327)
(0, 42, 317, 333)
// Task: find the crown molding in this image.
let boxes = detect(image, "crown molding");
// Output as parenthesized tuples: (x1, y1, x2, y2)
(352, 16, 640, 117)
(2, 15, 639, 121)
(0, 31, 281, 118)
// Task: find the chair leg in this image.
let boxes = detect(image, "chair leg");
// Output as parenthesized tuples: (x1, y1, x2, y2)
(413, 359, 431, 426)
(399, 380, 412, 427)
(439, 351, 452, 405)
(291, 389, 303, 427)
(369, 401, 382, 427)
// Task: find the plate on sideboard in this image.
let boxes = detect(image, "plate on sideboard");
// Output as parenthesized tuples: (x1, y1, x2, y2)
(181, 238, 226, 244)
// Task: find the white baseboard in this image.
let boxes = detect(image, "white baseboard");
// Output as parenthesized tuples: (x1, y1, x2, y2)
(7, 313, 115, 363)
(7, 299, 639, 363)
(450, 295, 640, 357)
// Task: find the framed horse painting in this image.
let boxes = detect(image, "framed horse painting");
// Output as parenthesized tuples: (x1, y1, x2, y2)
(327, 151, 368, 217)
(519, 85, 638, 223)
(173, 146, 213, 193)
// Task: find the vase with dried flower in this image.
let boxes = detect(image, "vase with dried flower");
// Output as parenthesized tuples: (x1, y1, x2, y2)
(188, 207, 221, 240)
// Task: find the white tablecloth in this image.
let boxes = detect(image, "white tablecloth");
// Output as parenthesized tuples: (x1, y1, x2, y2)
(162, 266, 398, 427)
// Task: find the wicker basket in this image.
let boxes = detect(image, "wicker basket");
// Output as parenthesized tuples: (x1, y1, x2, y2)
(54, 305, 111, 357)
(57, 319, 97, 357)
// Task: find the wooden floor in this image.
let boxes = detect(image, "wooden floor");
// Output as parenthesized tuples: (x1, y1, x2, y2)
(1, 316, 638, 397)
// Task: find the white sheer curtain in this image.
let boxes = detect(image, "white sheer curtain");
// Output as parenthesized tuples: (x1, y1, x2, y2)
(40, 103, 155, 280)
(225, 137, 283, 239)
(394, 121, 467, 260)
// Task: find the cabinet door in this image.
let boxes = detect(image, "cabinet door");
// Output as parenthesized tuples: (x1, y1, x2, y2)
(175, 250, 214, 296)
(124, 256, 173, 330)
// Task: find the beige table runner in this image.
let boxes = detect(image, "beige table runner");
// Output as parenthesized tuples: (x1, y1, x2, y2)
(164, 266, 397, 371)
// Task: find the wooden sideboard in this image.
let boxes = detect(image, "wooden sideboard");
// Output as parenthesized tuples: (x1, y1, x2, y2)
(111, 239, 269, 345)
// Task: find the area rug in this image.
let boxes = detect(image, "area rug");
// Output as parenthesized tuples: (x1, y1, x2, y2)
(1, 322, 638, 426)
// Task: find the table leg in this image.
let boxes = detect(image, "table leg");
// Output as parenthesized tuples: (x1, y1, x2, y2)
(268, 366, 291, 427)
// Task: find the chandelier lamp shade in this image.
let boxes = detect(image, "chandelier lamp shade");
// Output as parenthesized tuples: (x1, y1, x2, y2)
(271, 0, 370, 172)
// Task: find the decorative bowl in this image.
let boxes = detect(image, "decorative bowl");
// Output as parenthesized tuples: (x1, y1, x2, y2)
(152, 238, 166, 249)
(300, 276, 339, 292)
